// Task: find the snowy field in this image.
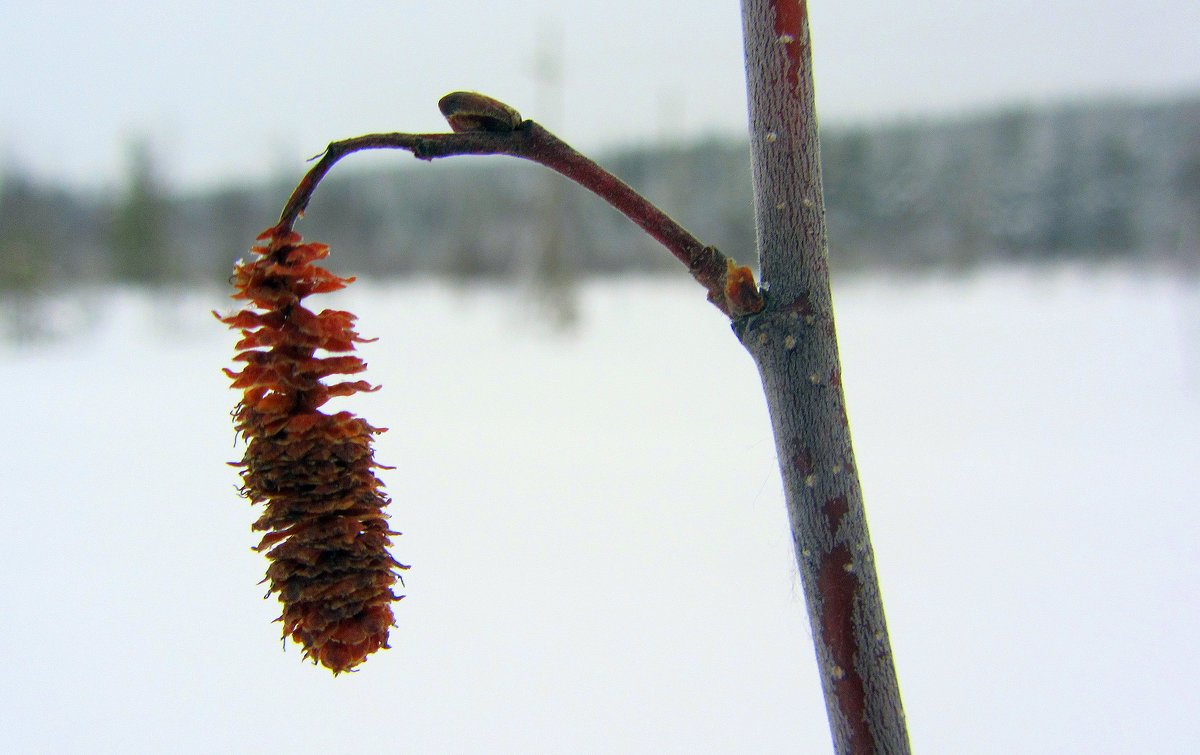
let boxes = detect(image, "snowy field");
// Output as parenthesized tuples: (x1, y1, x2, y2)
(1, 267, 1198, 753)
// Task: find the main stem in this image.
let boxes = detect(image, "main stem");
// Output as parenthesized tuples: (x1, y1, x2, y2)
(738, 1, 909, 752)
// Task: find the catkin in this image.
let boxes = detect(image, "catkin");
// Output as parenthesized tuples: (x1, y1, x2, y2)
(219, 226, 405, 674)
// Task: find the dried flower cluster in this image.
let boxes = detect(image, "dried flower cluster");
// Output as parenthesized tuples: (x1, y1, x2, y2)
(219, 226, 405, 674)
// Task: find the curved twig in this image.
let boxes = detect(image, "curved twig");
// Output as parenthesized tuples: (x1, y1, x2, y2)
(274, 92, 763, 318)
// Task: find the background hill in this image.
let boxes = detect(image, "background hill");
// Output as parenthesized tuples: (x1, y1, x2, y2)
(2, 94, 1197, 292)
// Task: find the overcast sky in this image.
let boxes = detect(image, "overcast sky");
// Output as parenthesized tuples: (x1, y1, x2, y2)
(2, 0, 1197, 190)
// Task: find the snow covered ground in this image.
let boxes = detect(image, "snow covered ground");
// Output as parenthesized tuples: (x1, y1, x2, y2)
(1, 267, 1197, 753)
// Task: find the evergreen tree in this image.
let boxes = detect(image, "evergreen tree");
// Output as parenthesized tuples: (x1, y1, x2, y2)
(109, 140, 172, 284)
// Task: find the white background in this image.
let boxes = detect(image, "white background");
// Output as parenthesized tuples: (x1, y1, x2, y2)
(2, 267, 1197, 752)
(1, 0, 1198, 188)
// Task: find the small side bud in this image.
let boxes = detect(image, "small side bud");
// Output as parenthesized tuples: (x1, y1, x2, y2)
(438, 91, 524, 133)
(724, 259, 765, 316)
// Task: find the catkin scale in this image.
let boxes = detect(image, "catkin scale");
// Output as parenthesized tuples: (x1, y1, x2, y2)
(219, 226, 405, 674)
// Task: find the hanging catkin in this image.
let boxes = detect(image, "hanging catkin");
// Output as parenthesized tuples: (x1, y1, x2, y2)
(218, 226, 406, 674)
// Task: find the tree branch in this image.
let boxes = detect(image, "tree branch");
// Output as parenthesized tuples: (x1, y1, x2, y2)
(273, 93, 763, 318)
(738, 0, 911, 752)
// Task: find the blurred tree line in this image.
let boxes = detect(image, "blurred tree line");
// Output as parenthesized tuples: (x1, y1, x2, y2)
(2, 95, 1198, 298)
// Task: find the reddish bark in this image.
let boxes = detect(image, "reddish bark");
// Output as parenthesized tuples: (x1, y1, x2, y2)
(274, 109, 763, 318)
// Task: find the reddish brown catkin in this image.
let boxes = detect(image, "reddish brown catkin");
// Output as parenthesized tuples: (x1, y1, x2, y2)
(218, 226, 406, 674)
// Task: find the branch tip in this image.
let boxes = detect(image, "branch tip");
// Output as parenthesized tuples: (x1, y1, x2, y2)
(438, 91, 524, 133)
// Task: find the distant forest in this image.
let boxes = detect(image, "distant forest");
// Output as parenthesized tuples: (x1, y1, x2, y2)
(2, 95, 1198, 294)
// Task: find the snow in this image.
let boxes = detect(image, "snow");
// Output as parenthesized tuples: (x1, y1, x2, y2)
(1, 267, 1197, 753)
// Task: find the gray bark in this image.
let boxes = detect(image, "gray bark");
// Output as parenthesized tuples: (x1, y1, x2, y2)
(738, 1, 910, 752)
